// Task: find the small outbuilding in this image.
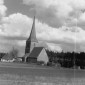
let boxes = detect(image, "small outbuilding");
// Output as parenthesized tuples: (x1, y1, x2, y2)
(1, 53, 15, 62)
(0, 53, 6, 61)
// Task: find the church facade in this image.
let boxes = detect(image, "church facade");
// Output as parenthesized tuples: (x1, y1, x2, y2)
(24, 16, 49, 64)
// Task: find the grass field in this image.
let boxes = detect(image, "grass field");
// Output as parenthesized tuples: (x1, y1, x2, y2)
(0, 74, 85, 85)
(0, 62, 85, 85)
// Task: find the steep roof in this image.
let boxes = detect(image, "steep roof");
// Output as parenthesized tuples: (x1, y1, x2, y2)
(28, 47, 44, 58)
(0, 53, 6, 59)
(1, 53, 14, 60)
(27, 16, 38, 42)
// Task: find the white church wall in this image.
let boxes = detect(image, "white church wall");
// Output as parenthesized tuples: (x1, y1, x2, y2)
(37, 48, 49, 64)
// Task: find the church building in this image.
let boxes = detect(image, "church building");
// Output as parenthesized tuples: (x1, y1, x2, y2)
(24, 16, 49, 64)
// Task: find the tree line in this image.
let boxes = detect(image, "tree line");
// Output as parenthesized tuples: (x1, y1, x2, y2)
(46, 50, 85, 69)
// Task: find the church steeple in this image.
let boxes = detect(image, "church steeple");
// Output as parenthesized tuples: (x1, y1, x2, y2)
(28, 16, 38, 42)
(25, 16, 38, 54)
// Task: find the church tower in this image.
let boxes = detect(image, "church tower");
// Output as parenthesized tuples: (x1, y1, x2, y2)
(25, 16, 38, 54)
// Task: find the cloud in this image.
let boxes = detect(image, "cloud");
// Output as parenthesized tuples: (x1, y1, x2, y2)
(47, 43, 62, 52)
(1, 13, 85, 43)
(0, 5, 7, 17)
(23, 0, 73, 18)
(70, 0, 85, 10)
(23, 0, 85, 29)
(0, 0, 85, 54)
(0, 37, 25, 56)
(1, 13, 32, 36)
(1, 12, 85, 54)
(0, 0, 3, 4)
(0, 0, 7, 17)
(23, 0, 68, 18)
(79, 12, 85, 21)
(79, 42, 85, 52)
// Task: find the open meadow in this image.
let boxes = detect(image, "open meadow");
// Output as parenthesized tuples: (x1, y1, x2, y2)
(0, 62, 85, 85)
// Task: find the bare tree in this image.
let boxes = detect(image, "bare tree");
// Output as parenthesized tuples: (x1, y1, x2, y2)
(9, 47, 19, 59)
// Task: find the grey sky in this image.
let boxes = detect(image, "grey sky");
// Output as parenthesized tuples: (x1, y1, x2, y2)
(0, 0, 85, 56)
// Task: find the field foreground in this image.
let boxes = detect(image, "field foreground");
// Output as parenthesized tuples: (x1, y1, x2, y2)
(0, 74, 85, 85)
(0, 62, 85, 85)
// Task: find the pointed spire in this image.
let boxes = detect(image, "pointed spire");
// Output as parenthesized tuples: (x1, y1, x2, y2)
(28, 16, 38, 42)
